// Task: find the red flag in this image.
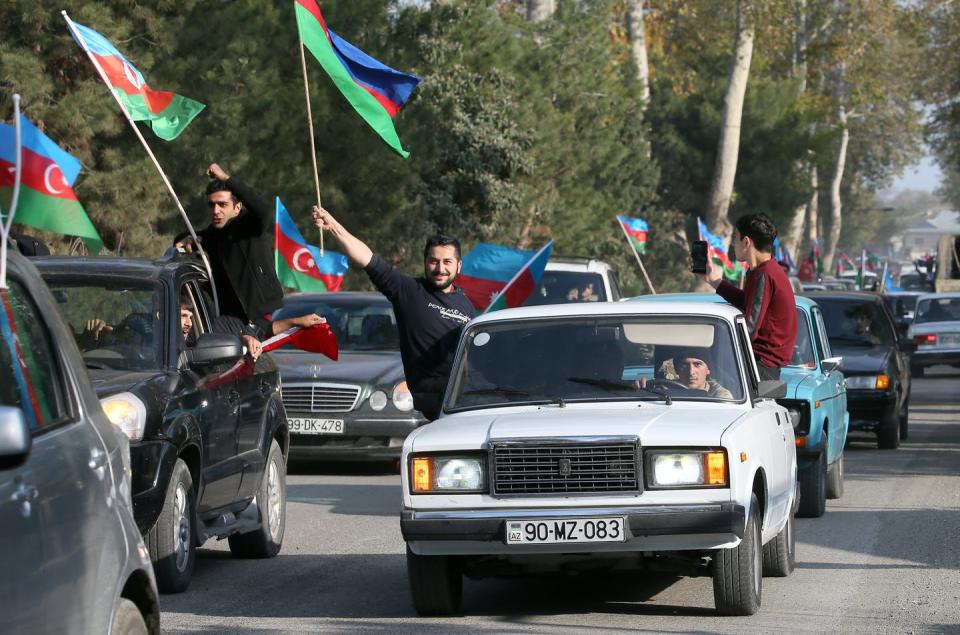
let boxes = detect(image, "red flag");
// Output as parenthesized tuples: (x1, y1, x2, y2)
(262, 324, 338, 360)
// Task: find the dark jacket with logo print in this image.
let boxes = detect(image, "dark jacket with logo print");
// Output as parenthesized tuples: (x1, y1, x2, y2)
(364, 255, 476, 417)
(177, 177, 283, 334)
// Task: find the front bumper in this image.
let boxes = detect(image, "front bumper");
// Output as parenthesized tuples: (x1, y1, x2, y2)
(846, 389, 896, 429)
(288, 415, 424, 461)
(402, 503, 746, 556)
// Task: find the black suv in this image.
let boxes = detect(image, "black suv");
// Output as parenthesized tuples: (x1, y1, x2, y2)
(35, 255, 289, 593)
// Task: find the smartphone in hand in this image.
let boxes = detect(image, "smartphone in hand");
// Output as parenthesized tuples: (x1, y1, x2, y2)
(691, 240, 709, 274)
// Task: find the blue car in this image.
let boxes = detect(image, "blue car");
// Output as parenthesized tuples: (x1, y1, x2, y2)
(629, 293, 848, 517)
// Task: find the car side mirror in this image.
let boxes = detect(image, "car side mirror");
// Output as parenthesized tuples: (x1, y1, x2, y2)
(185, 333, 244, 367)
(757, 380, 787, 399)
(898, 340, 918, 354)
(821, 356, 843, 373)
(0, 406, 31, 471)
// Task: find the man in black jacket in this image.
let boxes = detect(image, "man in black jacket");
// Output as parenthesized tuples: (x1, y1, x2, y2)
(175, 164, 322, 343)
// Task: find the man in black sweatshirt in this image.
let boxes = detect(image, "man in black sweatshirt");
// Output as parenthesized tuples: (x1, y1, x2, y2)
(312, 206, 476, 420)
(175, 164, 323, 349)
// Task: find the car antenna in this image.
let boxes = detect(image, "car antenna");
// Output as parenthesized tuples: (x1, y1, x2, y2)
(0, 94, 23, 291)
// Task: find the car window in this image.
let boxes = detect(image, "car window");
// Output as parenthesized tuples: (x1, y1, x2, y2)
(788, 308, 817, 368)
(47, 279, 163, 371)
(914, 297, 960, 324)
(736, 319, 759, 399)
(811, 307, 832, 359)
(817, 299, 895, 347)
(178, 280, 212, 347)
(523, 271, 608, 306)
(274, 299, 399, 351)
(0, 282, 70, 432)
(447, 316, 744, 411)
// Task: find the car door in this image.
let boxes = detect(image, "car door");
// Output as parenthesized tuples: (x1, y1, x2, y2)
(181, 278, 243, 511)
(812, 306, 846, 461)
(235, 352, 276, 500)
(0, 278, 122, 634)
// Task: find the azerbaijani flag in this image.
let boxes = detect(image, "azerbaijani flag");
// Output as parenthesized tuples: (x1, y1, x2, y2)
(485, 241, 553, 313)
(458, 243, 537, 310)
(68, 21, 205, 141)
(617, 215, 648, 255)
(294, 0, 421, 158)
(274, 197, 348, 292)
(0, 115, 103, 253)
(697, 219, 742, 281)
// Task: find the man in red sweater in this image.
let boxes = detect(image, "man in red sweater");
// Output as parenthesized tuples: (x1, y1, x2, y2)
(698, 213, 797, 381)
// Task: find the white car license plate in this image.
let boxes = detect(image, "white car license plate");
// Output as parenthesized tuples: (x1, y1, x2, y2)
(939, 333, 960, 346)
(505, 518, 626, 545)
(288, 418, 344, 435)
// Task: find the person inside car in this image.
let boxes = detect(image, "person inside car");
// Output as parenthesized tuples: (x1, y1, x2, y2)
(672, 350, 733, 399)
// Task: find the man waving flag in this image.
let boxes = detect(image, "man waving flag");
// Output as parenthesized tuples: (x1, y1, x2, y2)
(68, 21, 205, 140)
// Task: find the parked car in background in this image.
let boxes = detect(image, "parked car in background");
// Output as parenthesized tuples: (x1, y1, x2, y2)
(402, 301, 797, 617)
(272, 292, 427, 462)
(1, 251, 159, 633)
(907, 292, 960, 377)
(802, 283, 827, 292)
(883, 291, 923, 336)
(806, 292, 914, 449)
(632, 293, 848, 517)
(36, 255, 289, 593)
(523, 256, 622, 305)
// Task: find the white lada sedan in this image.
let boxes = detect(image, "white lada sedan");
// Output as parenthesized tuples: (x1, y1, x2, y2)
(400, 301, 798, 616)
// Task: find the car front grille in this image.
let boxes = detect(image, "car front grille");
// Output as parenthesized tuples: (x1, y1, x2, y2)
(492, 441, 641, 495)
(281, 383, 362, 413)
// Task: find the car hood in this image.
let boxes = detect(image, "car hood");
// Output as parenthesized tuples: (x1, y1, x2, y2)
(87, 368, 165, 398)
(778, 366, 816, 400)
(830, 344, 891, 374)
(271, 349, 405, 386)
(410, 402, 748, 451)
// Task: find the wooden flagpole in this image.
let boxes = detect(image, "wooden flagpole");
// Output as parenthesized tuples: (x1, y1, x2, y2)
(616, 218, 656, 294)
(62, 11, 219, 311)
(299, 42, 324, 256)
(0, 94, 23, 289)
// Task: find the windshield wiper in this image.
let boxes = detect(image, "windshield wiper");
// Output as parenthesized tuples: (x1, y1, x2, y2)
(463, 386, 531, 398)
(566, 376, 672, 405)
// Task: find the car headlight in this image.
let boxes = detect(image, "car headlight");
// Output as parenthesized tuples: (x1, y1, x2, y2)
(100, 392, 147, 441)
(392, 381, 414, 412)
(645, 449, 727, 488)
(410, 455, 486, 493)
(845, 375, 889, 390)
(369, 390, 388, 411)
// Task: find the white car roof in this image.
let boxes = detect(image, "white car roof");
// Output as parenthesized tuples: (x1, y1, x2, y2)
(468, 300, 743, 327)
(916, 292, 960, 300)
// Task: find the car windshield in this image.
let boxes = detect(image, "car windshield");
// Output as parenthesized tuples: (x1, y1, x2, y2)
(914, 297, 960, 324)
(47, 280, 163, 370)
(788, 308, 816, 368)
(523, 271, 607, 306)
(446, 316, 744, 411)
(274, 298, 399, 351)
(817, 299, 895, 347)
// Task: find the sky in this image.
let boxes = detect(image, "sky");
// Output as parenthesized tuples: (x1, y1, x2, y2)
(891, 154, 943, 193)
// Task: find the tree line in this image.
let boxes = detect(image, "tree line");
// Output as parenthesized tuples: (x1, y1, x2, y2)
(0, 0, 947, 293)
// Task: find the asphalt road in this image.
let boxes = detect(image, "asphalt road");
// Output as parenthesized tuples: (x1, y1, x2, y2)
(162, 372, 960, 634)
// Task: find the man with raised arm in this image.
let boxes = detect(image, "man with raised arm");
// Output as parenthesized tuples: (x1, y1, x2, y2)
(313, 206, 476, 420)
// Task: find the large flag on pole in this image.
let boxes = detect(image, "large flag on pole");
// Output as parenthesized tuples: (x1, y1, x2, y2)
(274, 197, 348, 292)
(294, 0, 421, 158)
(697, 218, 742, 281)
(485, 241, 553, 313)
(68, 22, 205, 140)
(0, 115, 103, 253)
(617, 215, 648, 255)
(459, 243, 538, 311)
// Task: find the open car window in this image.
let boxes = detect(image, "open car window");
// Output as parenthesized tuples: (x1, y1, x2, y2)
(48, 280, 163, 371)
(447, 316, 744, 412)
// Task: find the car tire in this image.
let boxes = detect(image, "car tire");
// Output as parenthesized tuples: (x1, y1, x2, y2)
(797, 449, 826, 518)
(826, 453, 844, 500)
(406, 546, 462, 616)
(713, 494, 762, 616)
(877, 408, 900, 450)
(229, 439, 286, 558)
(111, 598, 148, 635)
(146, 458, 196, 594)
(762, 509, 795, 577)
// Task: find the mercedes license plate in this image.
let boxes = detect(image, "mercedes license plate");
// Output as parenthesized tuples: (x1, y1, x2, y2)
(505, 518, 626, 544)
(288, 418, 344, 435)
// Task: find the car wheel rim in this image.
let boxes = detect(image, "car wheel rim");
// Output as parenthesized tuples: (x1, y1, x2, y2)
(266, 459, 282, 540)
(173, 483, 191, 571)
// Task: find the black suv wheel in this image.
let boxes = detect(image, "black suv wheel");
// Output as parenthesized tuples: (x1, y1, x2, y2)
(229, 439, 286, 558)
(147, 459, 196, 593)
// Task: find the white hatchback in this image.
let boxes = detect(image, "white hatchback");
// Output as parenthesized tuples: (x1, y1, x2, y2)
(401, 301, 798, 616)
